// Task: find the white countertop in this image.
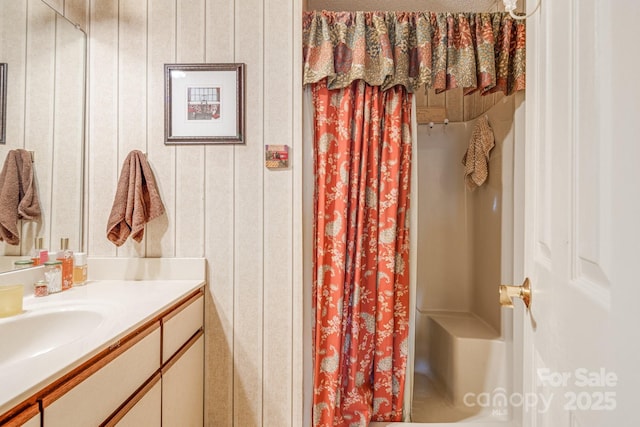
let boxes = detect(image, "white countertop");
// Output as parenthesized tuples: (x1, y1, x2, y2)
(0, 279, 205, 414)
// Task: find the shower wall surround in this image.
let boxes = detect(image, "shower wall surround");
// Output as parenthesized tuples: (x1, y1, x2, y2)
(86, 0, 303, 426)
(416, 95, 519, 333)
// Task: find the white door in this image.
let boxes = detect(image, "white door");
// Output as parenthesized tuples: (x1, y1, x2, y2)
(517, 1, 640, 427)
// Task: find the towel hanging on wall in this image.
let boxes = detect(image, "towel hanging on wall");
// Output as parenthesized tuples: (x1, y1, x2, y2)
(0, 149, 41, 245)
(462, 115, 495, 191)
(107, 150, 165, 247)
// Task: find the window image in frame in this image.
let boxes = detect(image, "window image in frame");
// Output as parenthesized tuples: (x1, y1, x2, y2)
(164, 63, 245, 144)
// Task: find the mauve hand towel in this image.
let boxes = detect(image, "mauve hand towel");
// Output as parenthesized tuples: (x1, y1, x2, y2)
(106, 150, 165, 246)
(0, 149, 41, 245)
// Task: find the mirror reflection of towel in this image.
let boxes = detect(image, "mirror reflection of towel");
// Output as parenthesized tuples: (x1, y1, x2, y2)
(462, 115, 495, 190)
(107, 150, 165, 247)
(0, 149, 41, 245)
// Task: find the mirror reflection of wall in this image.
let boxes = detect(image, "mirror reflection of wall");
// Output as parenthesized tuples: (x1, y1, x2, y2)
(0, 0, 86, 271)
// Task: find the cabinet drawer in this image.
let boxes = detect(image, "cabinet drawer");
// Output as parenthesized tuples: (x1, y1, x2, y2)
(162, 294, 203, 364)
(43, 326, 161, 427)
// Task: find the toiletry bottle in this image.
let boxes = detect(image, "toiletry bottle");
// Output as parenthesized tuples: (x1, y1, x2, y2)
(34, 280, 49, 297)
(57, 238, 74, 291)
(73, 252, 88, 286)
(31, 237, 48, 266)
(44, 261, 63, 294)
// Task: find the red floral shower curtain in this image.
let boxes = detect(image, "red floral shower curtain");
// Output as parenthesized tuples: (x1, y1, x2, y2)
(312, 78, 412, 426)
(307, 10, 525, 426)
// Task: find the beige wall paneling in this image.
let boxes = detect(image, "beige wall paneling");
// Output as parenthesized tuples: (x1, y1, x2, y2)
(50, 13, 84, 251)
(86, 0, 302, 424)
(234, 0, 264, 424)
(145, 0, 176, 257)
(463, 91, 481, 121)
(41, 0, 63, 15)
(417, 88, 502, 123)
(203, 0, 236, 424)
(0, 0, 25, 146)
(413, 88, 446, 110)
(263, 0, 294, 425)
(427, 87, 446, 108)
(0, 0, 28, 256)
(41, 0, 89, 31)
(87, 0, 119, 256)
(64, 0, 88, 31)
(482, 92, 497, 116)
(24, 0, 56, 255)
(117, 0, 148, 257)
(413, 87, 427, 108)
(291, 1, 304, 425)
(0, 1, 27, 152)
(445, 88, 464, 122)
(175, 0, 206, 258)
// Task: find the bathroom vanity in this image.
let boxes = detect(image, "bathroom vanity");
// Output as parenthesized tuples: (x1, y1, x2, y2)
(0, 259, 206, 426)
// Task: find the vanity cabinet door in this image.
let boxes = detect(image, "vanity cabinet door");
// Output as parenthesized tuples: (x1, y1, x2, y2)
(21, 414, 39, 427)
(1, 403, 40, 427)
(162, 332, 204, 427)
(42, 326, 161, 427)
(103, 373, 162, 427)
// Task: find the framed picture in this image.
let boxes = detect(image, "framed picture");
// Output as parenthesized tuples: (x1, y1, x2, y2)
(0, 63, 6, 144)
(164, 63, 245, 144)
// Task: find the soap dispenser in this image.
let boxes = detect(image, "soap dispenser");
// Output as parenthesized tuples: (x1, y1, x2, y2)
(57, 238, 74, 291)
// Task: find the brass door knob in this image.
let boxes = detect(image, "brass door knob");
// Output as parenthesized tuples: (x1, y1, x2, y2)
(499, 277, 531, 308)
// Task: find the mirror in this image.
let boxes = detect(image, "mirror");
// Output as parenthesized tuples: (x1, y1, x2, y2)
(0, 0, 85, 270)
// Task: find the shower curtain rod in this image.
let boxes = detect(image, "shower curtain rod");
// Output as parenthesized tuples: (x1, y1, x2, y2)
(416, 106, 492, 128)
(502, 0, 541, 20)
(416, 106, 473, 127)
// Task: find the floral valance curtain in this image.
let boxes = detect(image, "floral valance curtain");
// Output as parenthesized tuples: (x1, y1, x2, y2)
(303, 11, 526, 95)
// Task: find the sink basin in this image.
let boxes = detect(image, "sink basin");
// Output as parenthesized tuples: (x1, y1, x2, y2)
(0, 303, 109, 367)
